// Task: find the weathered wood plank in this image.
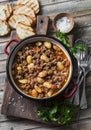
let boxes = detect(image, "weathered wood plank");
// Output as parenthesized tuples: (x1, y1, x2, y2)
(0, 117, 91, 130)
(0, 53, 7, 61)
(0, 0, 9, 2)
(0, 120, 46, 130)
(0, 92, 4, 104)
(6, 0, 89, 6)
(0, 60, 6, 73)
(39, 0, 75, 6)
(0, 104, 18, 122)
(1, 118, 89, 130)
(0, 36, 10, 43)
(0, 72, 6, 89)
(0, 43, 6, 54)
(41, 0, 91, 15)
(28, 120, 91, 130)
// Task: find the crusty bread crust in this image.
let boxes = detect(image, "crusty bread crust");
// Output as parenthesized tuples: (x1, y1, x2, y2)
(13, 4, 36, 21)
(16, 22, 35, 39)
(17, 0, 39, 14)
(9, 14, 34, 29)
(0, 4, 12, 20)
(0, 20, 10, 36)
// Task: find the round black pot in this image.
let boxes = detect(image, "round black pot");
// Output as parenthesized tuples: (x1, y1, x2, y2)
(5, 35, 77, 100)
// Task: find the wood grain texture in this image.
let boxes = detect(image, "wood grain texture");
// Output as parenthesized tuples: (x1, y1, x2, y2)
(36, 15, 49, 34)
(0, 0, 91, 130)
(40, 0, 91, 15)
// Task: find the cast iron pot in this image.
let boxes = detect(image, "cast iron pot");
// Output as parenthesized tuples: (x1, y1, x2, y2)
(4, 35, 77, 100)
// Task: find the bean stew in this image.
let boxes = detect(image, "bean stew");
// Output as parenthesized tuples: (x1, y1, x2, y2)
(12, 41, 70, 98)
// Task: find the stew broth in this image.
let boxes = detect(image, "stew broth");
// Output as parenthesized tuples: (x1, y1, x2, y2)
(12, 41, 70, 98)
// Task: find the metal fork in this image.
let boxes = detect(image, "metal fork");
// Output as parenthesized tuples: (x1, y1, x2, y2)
(80, 49, 90, 109)
(72, 40, 85, 105)
(73, 54, 83, 105)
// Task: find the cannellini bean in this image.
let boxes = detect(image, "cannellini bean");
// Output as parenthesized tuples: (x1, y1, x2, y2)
(53, 45, 60, 51)
(47, 90, 53, 97)
(34, 86, 42, 93)
(40, 54, 49, 62)
(26, 55, 32, 64)
(57, 62, 64, 71)
(54, 70, 57, 74)
(43, 82, 51, 88)
(36, 42, 42, 46)
(38, 71, 47, 78)
(37, 77, 44, 83)
(17, 66, 22, 71)
(31, 89, 38, 97)
(27, 63, 34, 70)
(18, 79, 28, 84)
(44, 41, 51, 48)
(17, 51, 22, 56)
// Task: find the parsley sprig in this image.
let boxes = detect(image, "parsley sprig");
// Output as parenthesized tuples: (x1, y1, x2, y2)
(56, 30, 86, 54)
(37, 100, 79, 129)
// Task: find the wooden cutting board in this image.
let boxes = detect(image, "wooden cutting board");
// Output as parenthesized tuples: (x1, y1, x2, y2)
(1, 15, 77, 123)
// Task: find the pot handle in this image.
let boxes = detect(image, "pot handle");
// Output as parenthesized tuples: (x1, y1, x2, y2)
(4, 39, 19, 55)
(63, 81, 77, 99)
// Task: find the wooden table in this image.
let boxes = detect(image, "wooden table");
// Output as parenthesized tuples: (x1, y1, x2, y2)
(0, 0, 91, 129)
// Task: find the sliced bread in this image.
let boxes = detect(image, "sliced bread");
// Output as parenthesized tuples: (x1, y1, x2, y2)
(13, 4, 36, 21)
(17, 0, 39, 14)
(0, 20, 10, 36)
(0, 4, 12, 20)
(9, 14, 34, 29)
(16, 22, 35, 39)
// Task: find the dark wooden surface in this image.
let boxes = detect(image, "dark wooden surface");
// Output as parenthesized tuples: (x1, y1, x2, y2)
(36, 15, 49, 34)
(0, 0, 91, 130)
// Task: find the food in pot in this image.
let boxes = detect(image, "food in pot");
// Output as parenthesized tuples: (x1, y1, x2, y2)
(12, 41, 70, 98)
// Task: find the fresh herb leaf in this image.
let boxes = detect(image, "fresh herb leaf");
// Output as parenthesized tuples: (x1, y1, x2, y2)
(56, 30, 70, 47)
(49, 105, 58, 121)
(56, 30, 86, 55)
(37, 109, 49, 121)
(49, 105, 58, 115)
(37, 100, 79, 126)
(75, 44, 86, 51)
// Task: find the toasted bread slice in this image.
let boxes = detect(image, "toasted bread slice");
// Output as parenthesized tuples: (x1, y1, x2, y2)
(0, 4, 12, 20)
(13, 4, 23, 11)
(13, 4, 36, 21)
(17, 0, 39, 14)
(9, 14, 34, 29)
(16, 22, 35, 39)
(0, 20, 10, 36)
(17, 0, 30, 5)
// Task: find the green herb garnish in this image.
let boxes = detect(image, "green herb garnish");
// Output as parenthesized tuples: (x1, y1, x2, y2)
(37, 100, 79, 129)
(56, 30, 86, 54)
